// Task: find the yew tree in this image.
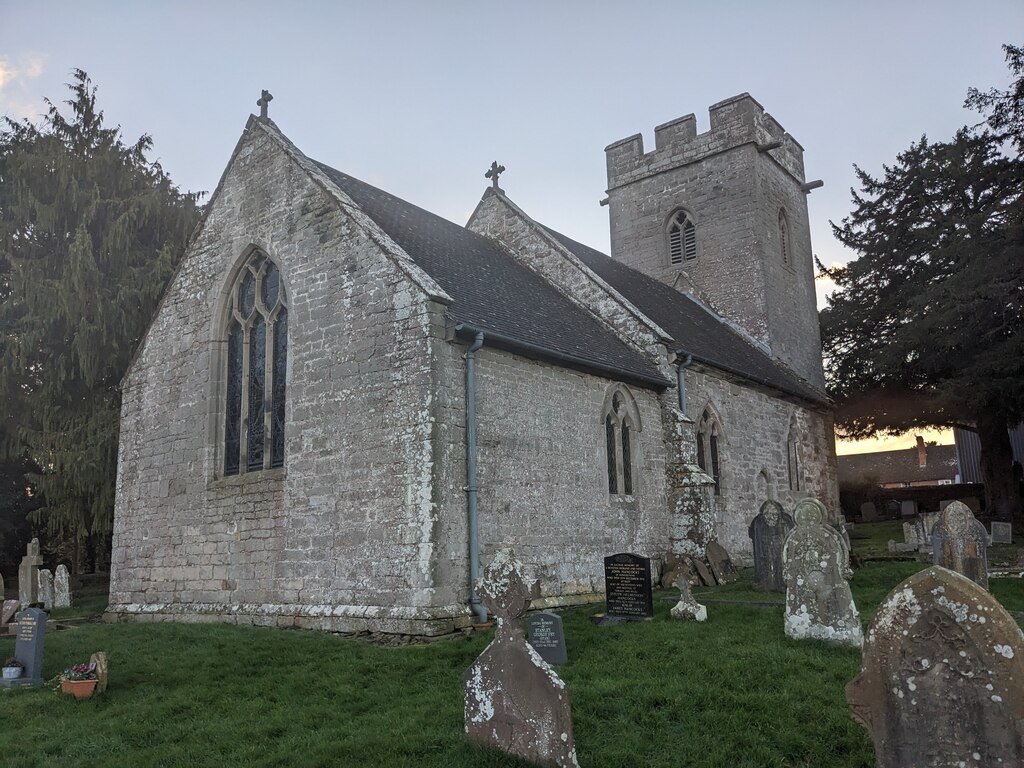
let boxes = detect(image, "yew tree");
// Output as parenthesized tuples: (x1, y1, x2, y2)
(821, 45, 1024, 521)
(0, 71, 200, 569)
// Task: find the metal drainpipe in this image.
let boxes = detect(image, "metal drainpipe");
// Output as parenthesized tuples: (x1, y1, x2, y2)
(465, 331, 488, 623)
(676, 354, 693, 413)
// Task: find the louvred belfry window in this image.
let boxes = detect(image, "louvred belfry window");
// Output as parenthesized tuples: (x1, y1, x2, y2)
(224, 251, 287, 476)
(668, 210, 697, 265)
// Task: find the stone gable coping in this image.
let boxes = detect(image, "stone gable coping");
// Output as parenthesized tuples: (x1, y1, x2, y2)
(466, 189, 674, 366)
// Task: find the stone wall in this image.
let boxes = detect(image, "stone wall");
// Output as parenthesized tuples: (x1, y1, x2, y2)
(109, 121, 464, 635)
(685, 367, 839, 559)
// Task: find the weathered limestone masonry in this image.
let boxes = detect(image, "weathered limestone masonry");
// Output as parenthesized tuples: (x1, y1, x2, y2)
(109, 119, 466, 635)
(605, 94, 825, 390)
(685, 369, 838, 558)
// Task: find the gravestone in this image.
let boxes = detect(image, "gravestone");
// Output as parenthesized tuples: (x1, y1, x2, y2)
(705, 540, 738, 584)
(603, 553, 653, 619)
(932, 501, 989, 589)
(782, 498, 863, 648)
(847, 566, 1024, 768)
(526, 612, 567, 666)
(1, 600, 18, 626)
(0, 607, 46, 688)
(37, 569, 54, 610)
(90, 651, 108, 694)
(748, 500, 795, 591)
(900, 500, 917, 517)
(693, 558, 716, 587)
(669, 576, 707, 622)
(17, 538, 42, 607)
(902, 521, 922, 549)
(859, 501, 878, 522)
(464, 550, 579, 768)
(991, 521, 1013, 545)
(53, 565, 71, 609)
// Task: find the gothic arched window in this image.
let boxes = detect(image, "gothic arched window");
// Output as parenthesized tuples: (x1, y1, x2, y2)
(696, 407, 723, 496)
(779, 209, 791, 267)
(667, 209, 697, 265)
(224, 250, 288, 476)
(602, 386, 641, 496)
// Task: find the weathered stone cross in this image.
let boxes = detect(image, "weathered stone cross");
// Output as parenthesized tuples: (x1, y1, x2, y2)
(485, 161, 505, 189)
(257, 90, 274, 119)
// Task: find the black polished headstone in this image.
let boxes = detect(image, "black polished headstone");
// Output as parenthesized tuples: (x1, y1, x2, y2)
(526, 612, 568, 665)
(1, 607, 46, 688)
(603, 553, 653, 619)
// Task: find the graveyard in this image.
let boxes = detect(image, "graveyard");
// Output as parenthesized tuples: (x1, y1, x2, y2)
(2, 522, 1021, 768)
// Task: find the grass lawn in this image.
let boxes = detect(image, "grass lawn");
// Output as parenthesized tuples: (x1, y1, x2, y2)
(2, 525, 1021, 767)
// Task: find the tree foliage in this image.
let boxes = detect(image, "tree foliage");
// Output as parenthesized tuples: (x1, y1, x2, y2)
(820, 44, 1024, 519)
(0, 70, 200, 566)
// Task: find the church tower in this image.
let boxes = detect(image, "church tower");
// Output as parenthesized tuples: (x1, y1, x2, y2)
(605, 94, 825, 390)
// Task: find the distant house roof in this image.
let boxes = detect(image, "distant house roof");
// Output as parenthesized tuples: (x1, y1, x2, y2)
(313, 162, 670, 389)
(541, 227, 830, 406)
(838, 443, 959, 486)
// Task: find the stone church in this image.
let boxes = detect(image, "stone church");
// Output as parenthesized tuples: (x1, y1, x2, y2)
(107, 93, 838, 635)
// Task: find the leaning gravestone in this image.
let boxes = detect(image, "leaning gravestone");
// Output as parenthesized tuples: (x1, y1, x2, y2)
(669, 576, 707, 622)
(749, 500, 795, 591)
(705, 540, 738, 584)
(1, 600, 18, 626)
(782, 498, 863, 648)
(90, 651, 108, 694)
(53, 565, 71, 609)
(464, 550, 579, 768)
(0, 607, 46, 688)
(991, 521, 1013, 545)
(932, 501, 989, 589)
(526, 612, 568, 666)
(847, 566, 1024, 767)
(37, 569, 54, 610)
(603, 553, 653, 619)
(17, 538, 42, 608)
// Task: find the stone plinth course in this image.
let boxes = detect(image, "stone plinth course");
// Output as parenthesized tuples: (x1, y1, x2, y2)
(782, 498, 863, 648)
(464, 549, 579, 768)
(932, 501, 989, 589)
(847, 566, 1024, 768)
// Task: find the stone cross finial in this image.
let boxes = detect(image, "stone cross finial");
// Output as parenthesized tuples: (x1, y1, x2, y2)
(485, 161, 505, 190)
(257, 89, 274, 119)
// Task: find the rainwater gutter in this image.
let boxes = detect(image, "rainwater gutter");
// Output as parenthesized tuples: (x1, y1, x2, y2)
(464, 330, 488, 624)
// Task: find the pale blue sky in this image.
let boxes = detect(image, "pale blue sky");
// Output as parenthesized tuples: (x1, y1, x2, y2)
(1, 1, 1020, 312)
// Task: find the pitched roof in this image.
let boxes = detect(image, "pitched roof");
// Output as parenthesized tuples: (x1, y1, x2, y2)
(837, 444, 959, 486)
(541, 228, 829, 405)
(313, 162, 669, 389)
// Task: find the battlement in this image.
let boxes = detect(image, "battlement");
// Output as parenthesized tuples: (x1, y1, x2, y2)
(605, 93, 805, 189)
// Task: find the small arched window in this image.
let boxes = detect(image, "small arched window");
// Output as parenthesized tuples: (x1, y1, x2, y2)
(667, 210, 697, 265)
(602, 387, 641, 496)
(787, 416, 800, 491)
(779, 209, 791, 267)
(696, 407, 723, 496)
(224, 250, 288, 476)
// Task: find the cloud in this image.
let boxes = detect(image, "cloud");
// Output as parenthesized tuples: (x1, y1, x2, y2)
(0, 54, 47, 120)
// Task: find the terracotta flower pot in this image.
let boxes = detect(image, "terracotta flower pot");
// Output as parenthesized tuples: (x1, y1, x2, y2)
(61, 678, 97, 700)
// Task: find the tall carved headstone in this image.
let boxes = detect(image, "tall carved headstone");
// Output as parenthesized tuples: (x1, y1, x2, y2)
(464, 550, 579, 768)
(847, 566, 1024, 767)
(932, 501, 989, 589)
(53, 564, 71, 609)
(749, 500, 795, 591)
(782, 498, 863, 648)
(17, 538, 42, 607)
(38, 569, 54, 610)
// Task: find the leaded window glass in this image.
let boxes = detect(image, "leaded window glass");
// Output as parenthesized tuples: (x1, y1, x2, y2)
(697, 407, 723, 496)
(606, 415, 618, 494)
(224, 251, 288, 476)
(603, 387, 639, 497)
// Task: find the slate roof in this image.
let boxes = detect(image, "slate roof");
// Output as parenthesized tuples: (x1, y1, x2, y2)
(837, 444, 959, 486)
(314, 163, 669, 388)
(542, 228, 829, 405)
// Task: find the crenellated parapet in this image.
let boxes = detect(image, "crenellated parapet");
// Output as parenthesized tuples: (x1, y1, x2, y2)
(605, 93, 806, 191)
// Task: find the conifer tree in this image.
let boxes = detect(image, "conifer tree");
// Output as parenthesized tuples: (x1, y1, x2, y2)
(0, 70, 200, 569)
(821, 45, 1024, 521)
